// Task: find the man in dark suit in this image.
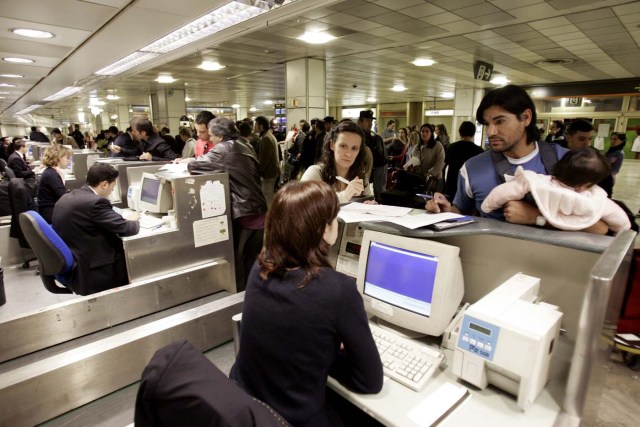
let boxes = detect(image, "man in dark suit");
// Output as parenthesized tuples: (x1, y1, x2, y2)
(108, 126, 138, 158)
(444, 121, 483, 200)
(133, 118, 177, 161)
(52, 163, 140, 295)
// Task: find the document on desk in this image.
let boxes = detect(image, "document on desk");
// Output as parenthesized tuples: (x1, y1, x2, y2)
(384, 212, 465, 230)
(407, 382, 470, 426)
(341, 202, 413, 217)
(159, 162, 189, 174)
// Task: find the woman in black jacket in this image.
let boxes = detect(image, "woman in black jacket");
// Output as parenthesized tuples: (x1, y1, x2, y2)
(37, 144, 71, 223)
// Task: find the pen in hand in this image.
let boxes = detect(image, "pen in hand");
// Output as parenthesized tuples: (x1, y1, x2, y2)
(335, 176, 351, 185)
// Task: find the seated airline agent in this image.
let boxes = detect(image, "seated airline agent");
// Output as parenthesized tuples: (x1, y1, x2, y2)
(231, 180, 383, 426)
(52, 163, 140, 295)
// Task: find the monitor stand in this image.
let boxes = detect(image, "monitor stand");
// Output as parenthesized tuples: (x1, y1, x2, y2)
(370, 316, 426, 340)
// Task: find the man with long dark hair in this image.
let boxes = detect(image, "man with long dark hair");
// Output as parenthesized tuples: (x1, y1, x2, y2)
(426, 85, 609, 235)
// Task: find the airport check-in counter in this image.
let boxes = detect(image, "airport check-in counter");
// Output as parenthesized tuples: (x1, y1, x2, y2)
(119, 168, 236, 286)
(0, 211, 632, 426)
(0, 168, 240, 426)
(327, 217, 634, 426)
(64, 149, 104, 190)
(93, 159, 171, 208)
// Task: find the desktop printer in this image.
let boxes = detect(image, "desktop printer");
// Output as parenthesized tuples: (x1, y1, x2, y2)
(452, 273, 562, 411)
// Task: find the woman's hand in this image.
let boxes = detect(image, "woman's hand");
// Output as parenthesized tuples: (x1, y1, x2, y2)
(344, 177, 364, 200)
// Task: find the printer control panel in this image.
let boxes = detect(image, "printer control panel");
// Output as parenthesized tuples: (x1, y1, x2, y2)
(458, 315, 500, 361)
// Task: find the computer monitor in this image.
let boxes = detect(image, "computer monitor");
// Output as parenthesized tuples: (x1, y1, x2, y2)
(137, 172, 173, 214)
(356, 230, 464, 337)
(65, 155, 74, 174)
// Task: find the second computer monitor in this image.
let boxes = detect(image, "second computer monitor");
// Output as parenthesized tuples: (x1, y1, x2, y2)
(137, 172, 173, 214)
(356, 230, 464, 337)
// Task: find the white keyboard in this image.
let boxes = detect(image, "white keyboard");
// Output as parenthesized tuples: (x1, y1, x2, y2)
(139, 215, 164, 229)
(369, 322, 444, 392)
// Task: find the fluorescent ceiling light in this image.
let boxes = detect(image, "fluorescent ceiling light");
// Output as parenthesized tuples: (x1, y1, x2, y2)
(490, 76, 510, 86)
(0, 83, 17, 87)
(391, 85, 406, 92)
(43, 86, 82, 102)
(90, 106, 103, 115)
(185, 96, 191, 102)
(89, 98, 106, 106)
(78, 112, 85, 123)
(297, 31, 335, 44)
(0, 97, 5, 99)
(3, 57, 34, 64)
(77, 108, 84, 112)
(142, 1, 279, 54)
(11, 28, 54, 38)
(441, 92, 454, 98)
(232, 104, 240, 108)
(15, 104, 41, 115)
(412, 58, 436, 67)
(198, 60, 225, 71)
(106, 94, 120, 100)
(0, 74, 23, 78)
(95, 52, 160, 76)
(249, 106, 257, 112)
(93, 1, 293, 77)
(263, 100, 273, 105)
(367, 97, 377, 103)
(156, 74, 176, 83)
(111, 114, 118, 120)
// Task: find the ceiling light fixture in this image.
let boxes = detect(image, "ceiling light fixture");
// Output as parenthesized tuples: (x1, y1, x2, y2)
(297, 31, 335, 44)
(95, 1, 294, 76)
(156, 74, 176, 83)
(441, 92, 454, 98)
(95, 52, 160, 76)
(490, 76, 510, 86)
(391, 85, 406, 92)
(367, 97, 377, 103)
(10, 28, 54, 39)
(111, 114, 118, 120)
(89, 97, 106, 106)
(231, 104, 240, 109)
(185, 96, 191, 102)
(249, 106, 257, 112)
(43, 86, 82, 102)
(198, 60, 225, 71)
(15, 104, 41, 115)
(106, 94, 120, 100)
(3, 57, 34, 64)
(90, 106, 103, 115)
(0, 83, 17, 87)
(0, 74, 24, 78)
(263, 100, 273, 105)
(412, 58, 436, 67)
(78, 112, 85, 123)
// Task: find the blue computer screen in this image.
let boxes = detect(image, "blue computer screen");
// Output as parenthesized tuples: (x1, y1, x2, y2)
(363, 241, 437, 317)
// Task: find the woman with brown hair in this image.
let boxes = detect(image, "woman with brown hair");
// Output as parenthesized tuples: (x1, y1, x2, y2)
(37, 144, 72, 223)
(230, 180, 382, 426)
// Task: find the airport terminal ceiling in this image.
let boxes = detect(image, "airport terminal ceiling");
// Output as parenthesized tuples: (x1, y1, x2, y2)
(0, 0, 639, 124)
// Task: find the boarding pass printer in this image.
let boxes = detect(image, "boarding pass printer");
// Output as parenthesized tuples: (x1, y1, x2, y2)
(452, 273, 562, 411)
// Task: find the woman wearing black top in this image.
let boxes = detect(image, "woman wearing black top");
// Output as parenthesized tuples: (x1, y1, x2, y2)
(7, 139, 35, 180)
(37, 144, 71, 223)
(231, 180, 383, 426)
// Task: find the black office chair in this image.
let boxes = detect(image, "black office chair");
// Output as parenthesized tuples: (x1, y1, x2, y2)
(8, 178, 38, 268)
(19, 210, 74, 294)
(135, 340, 290, 427)
(0, 159, 16, 180)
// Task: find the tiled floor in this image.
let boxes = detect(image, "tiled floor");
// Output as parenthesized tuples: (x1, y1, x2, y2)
(2, 160, 640, 425)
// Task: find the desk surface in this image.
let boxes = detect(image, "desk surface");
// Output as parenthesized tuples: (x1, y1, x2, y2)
(327, 348, 563, 427)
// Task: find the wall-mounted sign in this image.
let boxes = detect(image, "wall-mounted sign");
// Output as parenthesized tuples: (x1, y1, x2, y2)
(425, 109, 454, 116)
(473, 61, 493, 81)
(567, 97, 582, 106)
(380, 111, 407, 117)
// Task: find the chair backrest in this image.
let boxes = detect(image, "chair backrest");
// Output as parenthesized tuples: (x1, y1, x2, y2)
(19, 210, 74, 294)
(8, 178, 35, 248)
(0, 158, 16, 180)
(135, 340, 290, 427)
